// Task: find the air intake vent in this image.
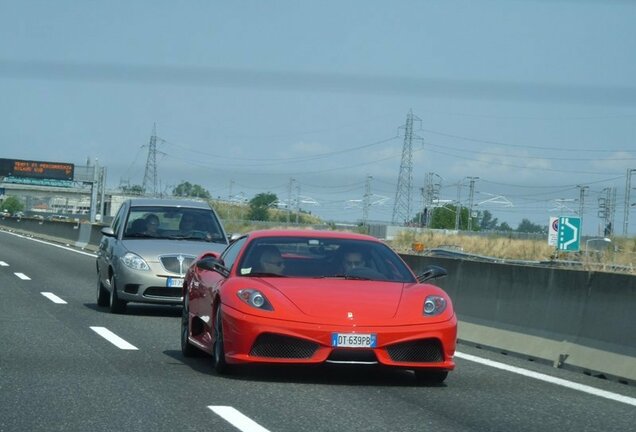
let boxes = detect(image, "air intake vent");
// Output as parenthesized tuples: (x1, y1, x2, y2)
(250, 333, 318, 359)
(386, 339, 444, 363)
(327, 349, 378, 364)
(144, 287, 182, 298)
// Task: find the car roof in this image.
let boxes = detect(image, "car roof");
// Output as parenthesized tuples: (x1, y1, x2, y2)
(126, 198, 211, 209)
(246, 229, 381, 242)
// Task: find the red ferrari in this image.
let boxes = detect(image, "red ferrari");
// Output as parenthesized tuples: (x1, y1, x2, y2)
(181, 230, 457, 383)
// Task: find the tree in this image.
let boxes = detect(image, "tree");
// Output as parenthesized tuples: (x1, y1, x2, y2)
(479, 210, 499, 231)
(497, 222, 513, 232)
(1, 196, 24, 214)
(173, 181, 211, 199)
(429, 204, 471, 230)
(120, 184, 144, 195)
(247, 192, 278, 221)
(516, 218, 547, 234)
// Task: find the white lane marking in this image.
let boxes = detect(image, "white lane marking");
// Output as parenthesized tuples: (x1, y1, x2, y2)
(41, 292, 67, 304)
(14, 272, 31, 280)
(0, 261, 9, 266)
(1, 231, 97, 257)
(90, 326, 138, 350)
(456, 351, 636, 407)
(209, 406, 272, 432)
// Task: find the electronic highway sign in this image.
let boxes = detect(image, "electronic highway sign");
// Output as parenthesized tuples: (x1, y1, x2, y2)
(0, 158, 74, 181)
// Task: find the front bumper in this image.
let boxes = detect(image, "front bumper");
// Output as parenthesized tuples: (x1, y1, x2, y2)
(221, 305, 457, 371)
(114, 261, 184, 305)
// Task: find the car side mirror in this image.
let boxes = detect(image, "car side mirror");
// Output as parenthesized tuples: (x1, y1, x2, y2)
(196, 256, 230, 278)
(100, 227, 116, 237)
(417, 265, 447, 283)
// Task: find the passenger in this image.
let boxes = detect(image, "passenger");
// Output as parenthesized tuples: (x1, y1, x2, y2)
(256, 246, 285, 275)
(145, 214, 160, 236)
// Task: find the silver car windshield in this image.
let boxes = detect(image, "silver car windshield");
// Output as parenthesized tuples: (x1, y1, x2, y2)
(123, 206, 226, 243)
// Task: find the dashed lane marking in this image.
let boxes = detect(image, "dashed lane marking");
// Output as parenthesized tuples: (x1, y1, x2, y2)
(41, 292, 68, 304)
(90, 326, 138, 350)
(14, 272, 31, 280)
(208, 406, 272, 432)
(0, 261, 9, 266)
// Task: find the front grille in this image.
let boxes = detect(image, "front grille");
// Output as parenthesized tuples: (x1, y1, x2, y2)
(160, 255, 196, 275)
(327, 349, 378, 363)
(143, 287, 183, 298)
(386, 339, 444, 363)
(249, 333, 318, 359)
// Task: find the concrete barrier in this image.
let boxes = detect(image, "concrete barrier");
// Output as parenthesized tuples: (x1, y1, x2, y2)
(0, 216, 102, 251)
(401, 254, 636, 383)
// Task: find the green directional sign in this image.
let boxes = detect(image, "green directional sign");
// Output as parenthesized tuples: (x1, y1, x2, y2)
(557, 216, 581, 252)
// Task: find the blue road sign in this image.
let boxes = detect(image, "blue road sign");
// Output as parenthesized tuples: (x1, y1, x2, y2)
(557, 216, 581, 252)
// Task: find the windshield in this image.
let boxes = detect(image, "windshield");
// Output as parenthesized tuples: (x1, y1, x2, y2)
(237, 237, 415, 283)
(123, 206, 226, 243)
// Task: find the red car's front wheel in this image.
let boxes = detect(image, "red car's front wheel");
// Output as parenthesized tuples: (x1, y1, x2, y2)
(213, 305, 230, 374)
(181, 294, 197, 357)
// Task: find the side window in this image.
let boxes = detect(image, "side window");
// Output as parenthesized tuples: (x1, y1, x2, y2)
(111, 204, 127, 237)
(221, 237, 247, 270)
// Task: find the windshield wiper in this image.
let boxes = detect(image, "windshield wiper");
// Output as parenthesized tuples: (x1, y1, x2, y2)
(247, 272, 287, 278)
(166, 234, 202, 240)
(125, 233, 154, 238)
(322, 274, 373, 280)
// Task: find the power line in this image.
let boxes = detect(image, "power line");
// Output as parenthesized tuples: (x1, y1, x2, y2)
(419, 127, 632, 153)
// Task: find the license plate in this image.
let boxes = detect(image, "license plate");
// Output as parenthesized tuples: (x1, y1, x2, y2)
(331, 333, 377, 348)
(166, 277, 184, 288)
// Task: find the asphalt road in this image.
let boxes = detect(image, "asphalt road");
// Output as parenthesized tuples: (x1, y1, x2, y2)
(1, 230, 634, 432)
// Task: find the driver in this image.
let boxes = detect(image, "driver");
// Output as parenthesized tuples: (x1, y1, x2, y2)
(343, 250, 367, 273)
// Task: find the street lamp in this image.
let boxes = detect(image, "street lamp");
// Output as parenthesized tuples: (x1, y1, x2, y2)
(585, 237, 611, 256)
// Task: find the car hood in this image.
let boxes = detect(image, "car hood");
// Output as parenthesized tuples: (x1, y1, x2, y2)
(265, 278, 404, 320)
(121, 239, 226, 259)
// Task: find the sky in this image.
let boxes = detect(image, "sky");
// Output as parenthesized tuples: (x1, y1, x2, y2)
(1, 0, 635, 235)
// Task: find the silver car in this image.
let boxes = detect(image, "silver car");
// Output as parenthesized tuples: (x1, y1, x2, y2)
(96, 198, 228, 313)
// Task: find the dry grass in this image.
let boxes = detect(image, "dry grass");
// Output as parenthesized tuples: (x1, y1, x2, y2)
(390, 230, 636, 274)
(390, 231, 555, 261)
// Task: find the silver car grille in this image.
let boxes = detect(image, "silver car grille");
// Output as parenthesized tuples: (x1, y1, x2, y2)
(159, 254, 196, 276)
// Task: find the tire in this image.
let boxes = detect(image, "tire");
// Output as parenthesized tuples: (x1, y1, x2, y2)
(414, 369, 448, 385)
(96, 270, 109, 307)
(181, 294, 197, 357)
(213, 305, 230, 374)
(108, 274, 126, 314)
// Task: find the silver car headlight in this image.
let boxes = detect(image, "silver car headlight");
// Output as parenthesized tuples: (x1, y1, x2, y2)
(423, 295, 447, 316)
(121, 252, 150, 271)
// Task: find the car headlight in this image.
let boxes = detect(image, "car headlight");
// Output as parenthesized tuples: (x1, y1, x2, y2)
(121, 252, 150, 271)
(237, 289, 273, 311)
(423, 295, 447, 316)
